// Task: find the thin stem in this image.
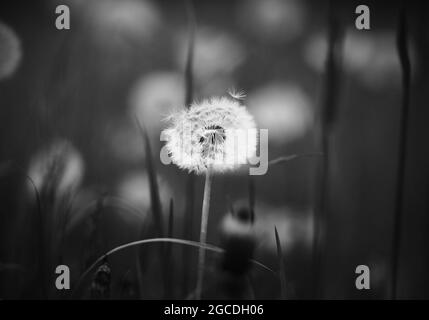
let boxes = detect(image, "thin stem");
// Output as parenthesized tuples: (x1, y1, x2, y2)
(268, 152, 323, 167)
(195, 167, 213, 300)
(0, 163, 47, 296)
(184, 0, 196, 108)
(28, 174, 47, 298)
(135, 116, 164, 237)
(275, 226, 287, 299)
(391, 3, 410, 300)
(312, 0, 343, 299)
(182, 0, 196, 297)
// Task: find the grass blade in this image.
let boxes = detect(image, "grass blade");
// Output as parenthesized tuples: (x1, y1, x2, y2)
(135, 116, 167, 297)
(135, 116, 163, 237)
(275, 226, 287, 299)
(182, 0, 197, 298)
(312, 0, 343, 298)
(73, 237, 276, 298)
(184, 0, 196, 108)
(391, 2, 411, 300)
(26, 171, 47, 298)
(168, 199, 174, 238)
(164, 199, 174, 298)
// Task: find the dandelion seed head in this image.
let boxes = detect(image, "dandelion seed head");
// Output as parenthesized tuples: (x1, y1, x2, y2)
(162, 96, 257, 174)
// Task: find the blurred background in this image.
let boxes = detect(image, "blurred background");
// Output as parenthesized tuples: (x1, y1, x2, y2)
(0, 0, 428, 299)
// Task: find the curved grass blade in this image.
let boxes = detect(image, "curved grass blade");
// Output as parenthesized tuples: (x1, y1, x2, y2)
(73, 237, 276, 298)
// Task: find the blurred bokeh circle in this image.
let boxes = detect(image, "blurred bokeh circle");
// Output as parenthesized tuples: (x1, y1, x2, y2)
(247, 84, 314, 144)
(0, 22, 22, 80)
(304, 30, 400, 89)
(236, 0, 306, 43)
(129, 71, 185, 139)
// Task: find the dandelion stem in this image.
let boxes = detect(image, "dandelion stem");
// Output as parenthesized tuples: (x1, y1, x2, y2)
(195, 167, 213, 300)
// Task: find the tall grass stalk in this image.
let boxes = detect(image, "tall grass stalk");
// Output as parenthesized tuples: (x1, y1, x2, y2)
(195, 167, 213, 300)
(164, 199, 174, 298)
(184, 0, 196, 108)
(182, 0, 196, 297)
(135, 117, 163, 236)
(28, 173, 47, 298)
(135, 116, 168, 298)
(391, 3, 410, 300)
(312, 0, 343, 299)
(5, 164, 49, 297)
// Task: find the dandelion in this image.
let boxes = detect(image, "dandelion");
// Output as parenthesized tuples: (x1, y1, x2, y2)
(163, 96, 257, 174)
(162, 95, 257, 299)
